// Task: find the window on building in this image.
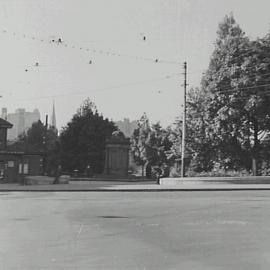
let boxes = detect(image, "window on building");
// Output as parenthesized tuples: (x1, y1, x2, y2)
(19, 162, 29, 174)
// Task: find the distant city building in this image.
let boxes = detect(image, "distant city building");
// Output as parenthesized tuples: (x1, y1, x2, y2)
(1, 108, 40, 141)
(115, 118, 138, 138)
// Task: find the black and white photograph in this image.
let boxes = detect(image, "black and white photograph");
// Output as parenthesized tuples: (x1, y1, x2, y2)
(0, 0, 270, 269)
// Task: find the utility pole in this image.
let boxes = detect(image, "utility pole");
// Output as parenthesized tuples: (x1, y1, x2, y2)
(181, 62, 187, 178)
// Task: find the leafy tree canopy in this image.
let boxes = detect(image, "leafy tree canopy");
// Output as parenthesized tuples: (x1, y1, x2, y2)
(130, 113, 172, 177)
(60, 98, 117, 174)
(197, 14, 270, 173)
(11, 120, 59, 175)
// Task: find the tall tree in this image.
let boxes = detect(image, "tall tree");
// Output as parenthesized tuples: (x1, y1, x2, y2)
(146, 122, 173, 176)
(185, 87, 215, 172)
(147, 123, 172, 166)
(130, 113, 151, 177)
(45, 126, 61, 175)
(17, 120, 46, 149)
(167, 87, 210, 175)
(60, 98, 117, 174)
(202, 14, 270, 174)
(131, 114, 173, 177)
(12, 120, 59, 175)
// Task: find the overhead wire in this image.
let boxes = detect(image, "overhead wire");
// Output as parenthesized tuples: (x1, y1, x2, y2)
(3, 28, 270, 100)
(216, 83, 270, 95)
(0, 28, 183, 65)
(207, 70, 270, 93)
(0, 28, 185, 103)
(11, 72, 180, 102)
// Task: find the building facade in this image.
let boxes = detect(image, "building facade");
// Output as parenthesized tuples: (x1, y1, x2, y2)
(1, 108, 40, 141)
(0, 118, 43, 183)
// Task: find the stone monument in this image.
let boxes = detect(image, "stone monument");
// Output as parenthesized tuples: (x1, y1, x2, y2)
(104, 131, 130, 176)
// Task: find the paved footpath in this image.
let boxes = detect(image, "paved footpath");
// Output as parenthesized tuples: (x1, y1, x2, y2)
(1, 180, 270, 191)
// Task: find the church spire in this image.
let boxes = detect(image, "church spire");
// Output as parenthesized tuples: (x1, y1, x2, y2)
(51, 100, 57, 132)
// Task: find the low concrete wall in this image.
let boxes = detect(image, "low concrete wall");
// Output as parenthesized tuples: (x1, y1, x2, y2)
(160, 176, 270, 185)
(25, 175, 69, 185)
(70, 175, 146, 182)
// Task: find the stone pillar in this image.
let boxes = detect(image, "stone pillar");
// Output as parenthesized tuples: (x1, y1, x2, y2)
(104, 131, 130, 176)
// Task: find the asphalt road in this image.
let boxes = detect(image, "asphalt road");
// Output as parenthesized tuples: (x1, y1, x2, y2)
(1, 191, 270, 270)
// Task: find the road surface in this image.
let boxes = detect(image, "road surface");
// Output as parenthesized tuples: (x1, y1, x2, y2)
(0, 191, 270, 269)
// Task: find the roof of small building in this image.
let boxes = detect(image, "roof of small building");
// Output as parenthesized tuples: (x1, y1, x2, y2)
(0, 118, 13, 128)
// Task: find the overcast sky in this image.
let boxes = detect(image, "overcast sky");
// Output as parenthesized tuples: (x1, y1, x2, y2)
(0, 0, 269, 129)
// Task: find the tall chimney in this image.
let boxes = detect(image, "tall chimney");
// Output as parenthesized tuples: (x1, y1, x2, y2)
(1, 108, 7, 120)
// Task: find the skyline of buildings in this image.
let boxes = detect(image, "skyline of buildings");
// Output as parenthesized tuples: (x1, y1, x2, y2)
(1, 104, 138, 140)
(1, 103, 57, 141)
(115, 118, 138, 138)
(3, 108, 40, 141)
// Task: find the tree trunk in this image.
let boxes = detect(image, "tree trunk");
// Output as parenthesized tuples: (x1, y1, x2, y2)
(141, 164, 145, 178)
